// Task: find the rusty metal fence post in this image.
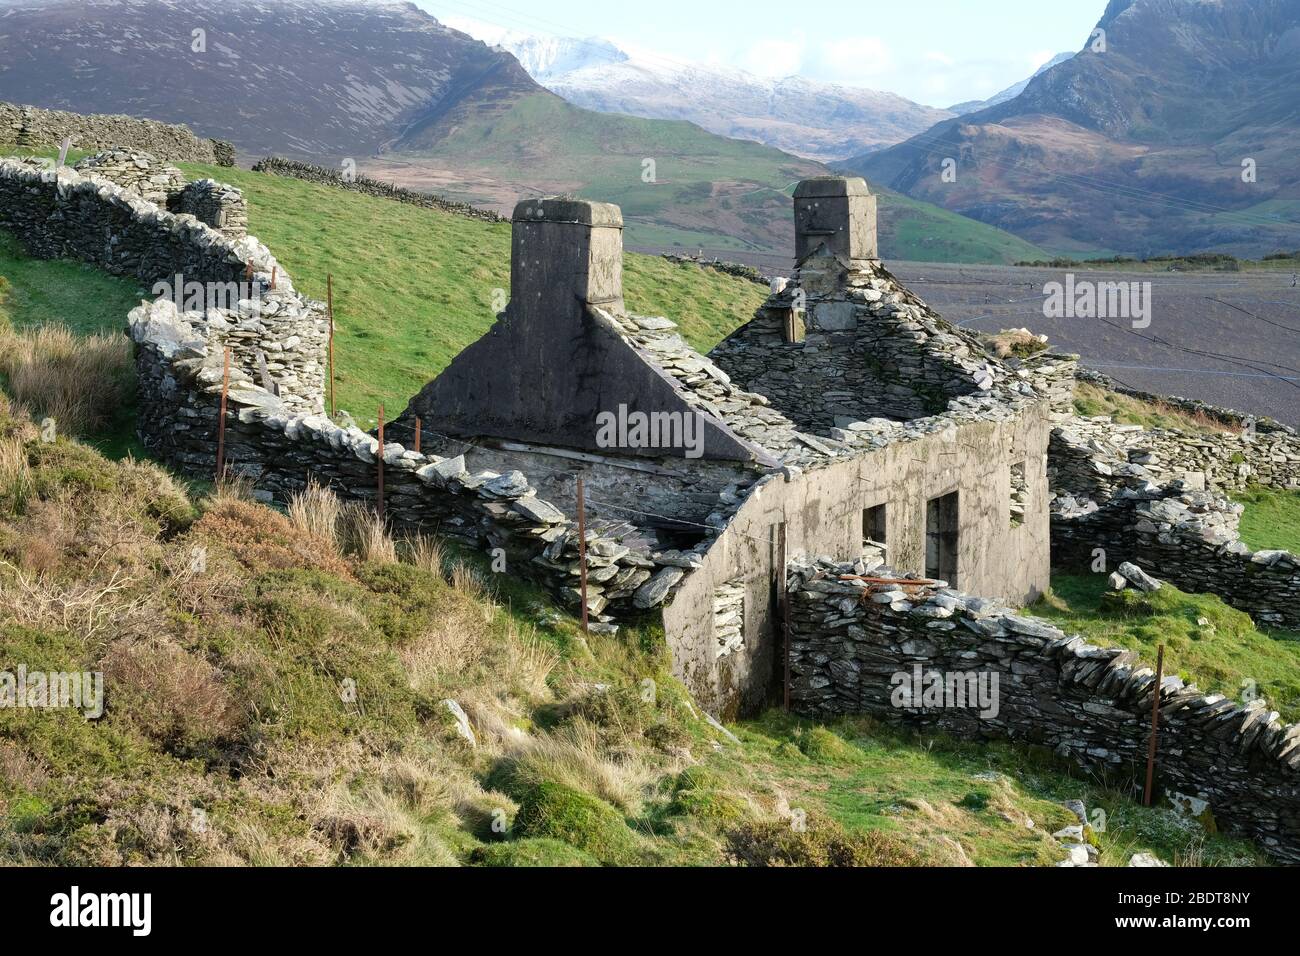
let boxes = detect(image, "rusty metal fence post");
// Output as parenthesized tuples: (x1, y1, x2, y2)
(576, 475, 589, 634)
(327, 273, 336, 418)
(215, 347, 231, 484)
(1143, 644, 1166, 806)
(376, 403, 385, 524)
(780, 522, 791, 712)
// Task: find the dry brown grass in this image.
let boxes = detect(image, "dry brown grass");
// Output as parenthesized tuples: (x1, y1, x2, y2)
(399, 622, 488, 693)
(340, 503, 397, 564)
(401, 533, 445, 577)
(103, 637, 243, 752)
(502, 627, 560, 700)
(503, 717, 660, 814)
(448, 560, 492, 604)
(0, 741, 48, 793)
(194, 498, 353, 577)
(985, 327, 1048, 360)
(288, 479, 343, 551)
(0, 437, 32, 511)
(0, 324, 132, 436)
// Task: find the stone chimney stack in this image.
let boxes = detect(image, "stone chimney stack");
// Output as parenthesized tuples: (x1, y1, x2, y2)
(511, 197, 625, 317)
(793, 176, 878, 267)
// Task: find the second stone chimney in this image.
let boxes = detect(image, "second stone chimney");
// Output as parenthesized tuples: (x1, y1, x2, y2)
(793, 176, 878, 268)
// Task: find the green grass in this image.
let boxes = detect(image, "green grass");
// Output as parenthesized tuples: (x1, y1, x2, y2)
(0, 232, 147, 458)
(1072, 382, 1236, 435)
(716, 712, 1262, 866)
(878, 184, 1050, 265)
(0, 232, 146, 337)
(1234, 486, 1300, 555)
(1032, 573, 1300, 721)
(0, 411, 1273, 866)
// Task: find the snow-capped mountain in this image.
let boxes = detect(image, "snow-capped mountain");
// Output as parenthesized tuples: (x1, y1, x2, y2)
(504, 35, 629, 79)
(947, 52, 1074, 115)
(446, 21, 953, 162)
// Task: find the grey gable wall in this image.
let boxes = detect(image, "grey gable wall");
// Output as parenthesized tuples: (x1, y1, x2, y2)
(399, 198, 765, 464)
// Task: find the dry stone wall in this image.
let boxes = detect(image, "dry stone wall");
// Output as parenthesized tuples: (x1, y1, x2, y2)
(0, 158, 271, 284)
(175, 179, 249, 240)
(129, 296, 684, 623)
(787, 556, 1300, 863)
(0, 149, 690, 626)
(73, 150, 187, 206)
(1053, 483, 1300, 629)
(250, 157, 506, 224)
(71, 150, 248, 240)
(1050, 411, 1300, 628)
(0, 100, 233, 165)
(1053, 410, 1299, 496)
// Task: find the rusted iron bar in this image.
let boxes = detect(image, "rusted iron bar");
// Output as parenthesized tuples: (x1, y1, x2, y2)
(414, 417, 422, 455)
(376, 404, 386, 524)
(327, 274, 336, 418)
(576, 476, 589, 634)
(215, 347, 231, 484)
(1144, 644, 1165, 807)
(838, 575, 942, 587)
(781, 523, 791, 712)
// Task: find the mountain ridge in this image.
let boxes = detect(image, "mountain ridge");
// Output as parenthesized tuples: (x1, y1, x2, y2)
(455, 25, 954, 161)
(849, 0, 1300, 257)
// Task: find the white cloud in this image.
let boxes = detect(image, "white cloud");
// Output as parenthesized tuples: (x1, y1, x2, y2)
(813, 35, 893, 80)
(924, 50, 955, 66)
(739, 35, 807, 78)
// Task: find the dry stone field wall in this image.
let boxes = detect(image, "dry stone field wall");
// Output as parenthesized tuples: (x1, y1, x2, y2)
(787, 556, 1300, 863)
(0, 153, 689, 627)
(70, 150, 249, 240)
(0, 100, 233, 165)
(1052, 481, 1300, 629)
(73, 149, 187, 206)
(0, 158, 265, 285)
(250, 157, 507, 224)
(130, 298, 688, 624)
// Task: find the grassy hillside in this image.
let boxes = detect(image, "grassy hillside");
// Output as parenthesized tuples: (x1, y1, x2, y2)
(0, 232, 144, 338)
(1235, 487, 1300, 556)
(0, 406, 1265, 866)
(1033, 574, 1300, 721)
(380, 92, 1049, 265)
(0, 156, 1292, 867)
(875, 183, 1048, 266)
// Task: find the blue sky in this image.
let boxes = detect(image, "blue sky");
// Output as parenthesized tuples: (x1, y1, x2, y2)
(415, 0, 1108, 106)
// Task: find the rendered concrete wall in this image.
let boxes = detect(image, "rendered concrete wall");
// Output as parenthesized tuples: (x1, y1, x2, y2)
(664, 407, 1054, 717)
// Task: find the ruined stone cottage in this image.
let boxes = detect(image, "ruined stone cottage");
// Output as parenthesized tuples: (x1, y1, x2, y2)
(398, 177, 1057, 716)
(0, 152, 1058, 719)
(7, 147, 1299, 861)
